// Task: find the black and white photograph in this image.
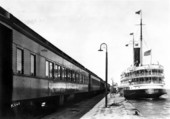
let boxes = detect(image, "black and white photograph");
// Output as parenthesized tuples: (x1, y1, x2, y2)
(0, 0, 170, 119)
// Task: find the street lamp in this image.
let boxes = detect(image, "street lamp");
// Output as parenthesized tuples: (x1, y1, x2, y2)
(98, 43, 108, 108)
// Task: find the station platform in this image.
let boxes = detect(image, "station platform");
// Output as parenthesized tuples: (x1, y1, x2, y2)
(81, 93, 145, 119)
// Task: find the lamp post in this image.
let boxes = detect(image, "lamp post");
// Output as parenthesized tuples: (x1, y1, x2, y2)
(98, 43, 108, 108)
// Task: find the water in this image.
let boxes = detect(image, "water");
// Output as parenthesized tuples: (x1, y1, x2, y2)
(129, 89, 170, 119)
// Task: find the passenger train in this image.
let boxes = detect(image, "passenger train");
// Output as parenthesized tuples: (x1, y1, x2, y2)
(0, 7, 106, 117)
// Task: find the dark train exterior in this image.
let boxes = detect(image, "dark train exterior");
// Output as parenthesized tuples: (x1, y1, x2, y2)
(0, 7, 105, 117)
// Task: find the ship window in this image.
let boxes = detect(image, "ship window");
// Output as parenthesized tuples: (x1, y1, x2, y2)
(17, 48, 24, 74)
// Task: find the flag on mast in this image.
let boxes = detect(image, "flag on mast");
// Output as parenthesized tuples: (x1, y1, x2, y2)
(144, 50, 151, 56)
(136, 10, 141, 14)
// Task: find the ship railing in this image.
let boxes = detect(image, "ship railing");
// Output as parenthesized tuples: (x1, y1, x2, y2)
(133, 73, 164, 77)
(121, 73, 164, 79)
(130, 81, 165, 85)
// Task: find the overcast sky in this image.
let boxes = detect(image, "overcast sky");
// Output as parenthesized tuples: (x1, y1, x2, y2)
(1, 0, 170, 87)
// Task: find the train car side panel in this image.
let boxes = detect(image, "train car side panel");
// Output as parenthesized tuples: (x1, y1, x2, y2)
(12, 26, 90, 100)
(13, 76, 49, 101)
(90, 75, 101, 91)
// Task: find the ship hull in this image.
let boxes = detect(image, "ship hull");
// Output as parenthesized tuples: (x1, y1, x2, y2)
(124, 89, 166, 99)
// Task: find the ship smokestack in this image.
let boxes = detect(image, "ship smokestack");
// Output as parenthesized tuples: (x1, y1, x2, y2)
(134, 48, 140, 66)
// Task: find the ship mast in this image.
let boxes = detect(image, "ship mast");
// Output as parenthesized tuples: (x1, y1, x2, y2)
(136, 10, 143, 66)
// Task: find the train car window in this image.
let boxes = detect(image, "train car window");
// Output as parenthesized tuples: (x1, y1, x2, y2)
(62, 67, 65, 80)
(61, 67, 63, 80)
(84, 76, 85, 84)
(58, 66, 61, 80)
(78, 73, 80, 83)
(65, 69, 68, 81)
(85, 76, 87, 84)
(66, 69, 69, 81)
(67, 69, 70, 81)
(64, 68, 66, 80)
(84, 76, 86, 83)
(86, 76, 89, 84)
(46, 61, 49, 77)
(72, 71, 75, 82)
(30, 54, 36, 76)
(49, 62, 54, 78)
(84, 76, 86, 84)
(79, 74, 81, 83)
(68, 70, 71, 81)
(82, 74, 84, 83)
(76, 73, 79, 83)
(80, 74, 82, 83)
(82, 75, 84, 84)
(17, 48, 24, 74)
(54, 64, 58, 79)
(74, 72, 76, 82)
(70, 70, 73, 81)
(74, 72, 77, 82)
(70, 70, 72, 81)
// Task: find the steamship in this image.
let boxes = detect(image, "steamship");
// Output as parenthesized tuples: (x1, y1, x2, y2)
(120, 10, 166, 99)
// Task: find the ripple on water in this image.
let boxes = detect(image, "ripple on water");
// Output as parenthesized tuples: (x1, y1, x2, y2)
(128, 92, 170, 118)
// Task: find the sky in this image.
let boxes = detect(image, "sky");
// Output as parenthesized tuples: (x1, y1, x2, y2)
(1, 0, 170, 87)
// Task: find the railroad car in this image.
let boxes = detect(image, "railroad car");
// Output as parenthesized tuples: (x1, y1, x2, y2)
(0, 7, 105, 117)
